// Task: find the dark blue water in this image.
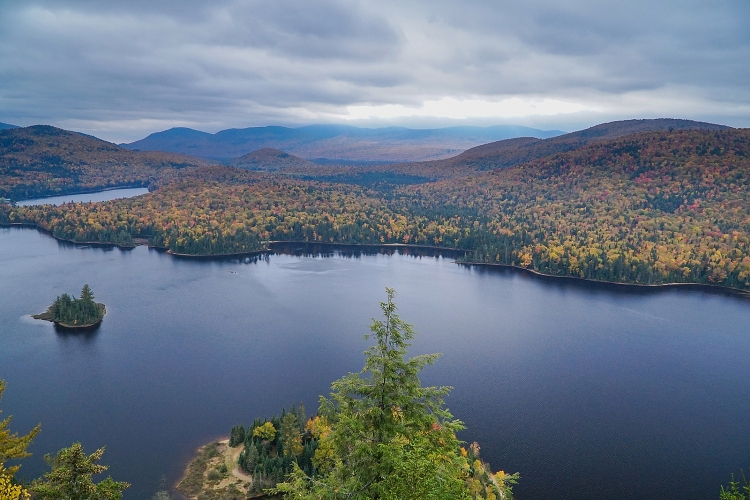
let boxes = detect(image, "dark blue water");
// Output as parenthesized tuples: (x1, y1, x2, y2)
(1, 227, 749, 500)
(16, 187, 149, 206)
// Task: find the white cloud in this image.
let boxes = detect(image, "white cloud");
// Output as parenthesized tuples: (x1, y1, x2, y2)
(342, 97, 594, 121)
(0, 0, 748, 142)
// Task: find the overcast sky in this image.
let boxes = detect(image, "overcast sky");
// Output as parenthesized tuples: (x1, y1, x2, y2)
(1, 0, 748, 142)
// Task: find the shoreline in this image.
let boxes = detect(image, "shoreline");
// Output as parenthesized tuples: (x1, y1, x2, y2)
(9, 184, 150, 204)
(3, 223, 749, 297)
(459, 260, 750, 299)
(267, 239, 470, 254)
(32, 303, 106, 330)
(176, 438, 267, 500)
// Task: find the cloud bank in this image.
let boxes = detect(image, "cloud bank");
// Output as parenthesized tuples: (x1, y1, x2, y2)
(0, 0, 748, 142)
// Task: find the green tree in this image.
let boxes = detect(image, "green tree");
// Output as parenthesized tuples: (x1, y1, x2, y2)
(296, 403, 307, 432)
(80, 284, 94, 304)
(279, 413, 303, 457)
(229, 424, 245, 447)
(275, 288, 484, 500)
(720, 470, 750, 500)
(31, 443, 129, 500)
(252, 422, 276, 442)
(0, 380, 41, 478)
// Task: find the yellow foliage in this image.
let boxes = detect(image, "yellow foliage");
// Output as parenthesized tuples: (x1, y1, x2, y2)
(252, 422, 276, 441)
(0, 466, 28, 500)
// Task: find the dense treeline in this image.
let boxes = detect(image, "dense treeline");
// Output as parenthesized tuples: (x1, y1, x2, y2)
(406, 129, 750, 288)
(228, 405, 316, 493)
(2, 129, 749, 289)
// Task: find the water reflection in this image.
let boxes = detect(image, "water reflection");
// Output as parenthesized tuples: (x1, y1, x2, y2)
(269, 242, 466, 260)
(53, 323, 102, 338)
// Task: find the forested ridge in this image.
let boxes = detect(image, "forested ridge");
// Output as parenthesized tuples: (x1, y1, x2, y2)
(353, 118, 730, 181)
(2, 128, 749, 289)
(0, 125, 210, 200)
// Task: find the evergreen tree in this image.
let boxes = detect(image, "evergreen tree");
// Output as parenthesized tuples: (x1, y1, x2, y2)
(80, 284, 94, 303)
(31, 443, 129, 500)
(296, 403, 307, 432)
(275, 288, 478, 500)
(229, 424, 245, 447)
(279, 413, 303, 457)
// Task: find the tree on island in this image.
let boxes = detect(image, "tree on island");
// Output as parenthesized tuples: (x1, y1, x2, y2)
(274, 288, 517, 500)
(48, 284, 105, 327)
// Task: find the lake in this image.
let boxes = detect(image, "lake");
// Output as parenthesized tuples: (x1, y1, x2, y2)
(16, 187, 149, 206)
(1, 227, 749, 500)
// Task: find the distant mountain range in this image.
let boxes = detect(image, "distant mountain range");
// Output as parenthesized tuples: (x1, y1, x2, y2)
(122, 124, 565, 162)
(366, 118, 731, 179)
(0, 118, 733, 200)
(0, 122, 18, 130)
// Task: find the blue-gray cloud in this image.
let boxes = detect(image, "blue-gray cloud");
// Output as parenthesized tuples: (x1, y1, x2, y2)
(0, 0, 748, 142)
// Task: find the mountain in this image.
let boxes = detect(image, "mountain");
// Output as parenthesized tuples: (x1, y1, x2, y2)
(123, 124, 563, 162)
(374, 118, 731, 179)
(0, 122, 18, 130)
(405, 127, 750, 288)
(8, 127, 750, 290)
(0, 125, 211, 200)
(229, 148, 318, 171)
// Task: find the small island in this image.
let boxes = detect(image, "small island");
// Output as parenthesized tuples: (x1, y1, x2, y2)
(33, 284, 106, 329)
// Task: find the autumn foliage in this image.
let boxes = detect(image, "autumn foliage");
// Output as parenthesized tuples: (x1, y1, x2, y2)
(2, 129, 749, 289)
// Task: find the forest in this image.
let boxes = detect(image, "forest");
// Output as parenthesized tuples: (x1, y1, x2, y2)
(2, 129, 749, 290)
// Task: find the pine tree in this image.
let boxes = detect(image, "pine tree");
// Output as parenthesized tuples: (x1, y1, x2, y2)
(296, 403, 307, 432)
(31, 443, 129, 500)
(275, 288, 473, 500)
(229, 424, 245, 447)
(80, 284, 94, 303)
(279, 413, 303, 457)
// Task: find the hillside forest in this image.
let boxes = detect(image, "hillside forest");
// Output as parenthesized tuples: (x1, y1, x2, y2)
(2, 127, 750, 290)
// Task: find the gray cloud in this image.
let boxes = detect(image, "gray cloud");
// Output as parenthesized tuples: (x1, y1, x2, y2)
(0, 0, 748, 142)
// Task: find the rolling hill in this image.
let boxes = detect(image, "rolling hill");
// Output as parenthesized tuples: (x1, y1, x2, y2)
(368, 118, 731, 179)
(0, 125, 211, 200)
(229, 148, 319, 171)
(5, 125, 750, 291)
(123, 124, 563, 162)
